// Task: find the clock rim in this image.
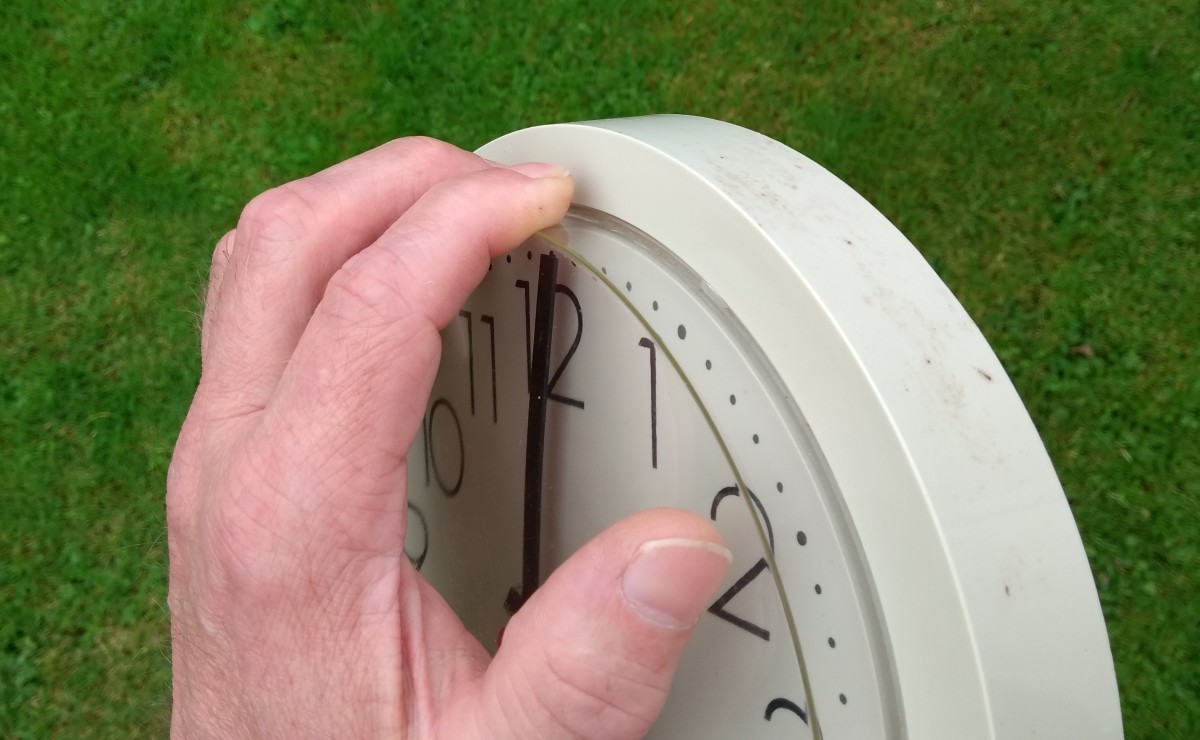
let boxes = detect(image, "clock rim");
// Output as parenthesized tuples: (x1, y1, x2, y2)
(477, 115, 1122, 739)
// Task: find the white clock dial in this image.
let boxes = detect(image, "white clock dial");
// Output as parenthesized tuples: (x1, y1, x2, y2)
(411, 207, 896, 737)
(405, 116, 1123, 739)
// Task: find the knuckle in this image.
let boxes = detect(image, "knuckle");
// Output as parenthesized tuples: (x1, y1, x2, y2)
(166, 413, 213, 537)
(379, 135, 468, 169)
(318, 262, 439, 382)
(534, 643, 666, 739)
(206, 452, 291, 584)
(320, 239, 444, 331)
(165, 452, 198, 536)
(209, 229, 237, 275)
(323, 260, 404, 326)
(237, 181, 323, 250)
(203, 230, 237, 330)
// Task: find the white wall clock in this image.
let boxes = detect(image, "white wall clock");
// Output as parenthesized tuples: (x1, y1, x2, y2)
(404, 115, 1123, 738)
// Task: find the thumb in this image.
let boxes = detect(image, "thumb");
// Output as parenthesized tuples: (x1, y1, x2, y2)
(453, 509, 731, 740)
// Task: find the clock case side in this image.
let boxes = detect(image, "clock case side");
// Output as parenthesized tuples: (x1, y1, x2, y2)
(478, 115, 1121, 739)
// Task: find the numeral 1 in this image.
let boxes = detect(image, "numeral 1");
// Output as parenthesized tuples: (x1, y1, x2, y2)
(638, 337, 658, 468)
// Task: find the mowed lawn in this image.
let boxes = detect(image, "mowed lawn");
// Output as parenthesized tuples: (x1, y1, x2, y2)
(2, 1, 1196, 737)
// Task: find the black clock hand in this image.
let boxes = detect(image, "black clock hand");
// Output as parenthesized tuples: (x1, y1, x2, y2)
(505, 251, 558, 614)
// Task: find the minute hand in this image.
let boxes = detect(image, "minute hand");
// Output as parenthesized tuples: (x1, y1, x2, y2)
(508, 251, 558, 613)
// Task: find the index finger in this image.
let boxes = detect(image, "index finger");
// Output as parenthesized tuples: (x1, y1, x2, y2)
(198, 138, 492, 419)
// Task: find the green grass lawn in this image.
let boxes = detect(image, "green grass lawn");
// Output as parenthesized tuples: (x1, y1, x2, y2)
(2, 0, 1196, 736)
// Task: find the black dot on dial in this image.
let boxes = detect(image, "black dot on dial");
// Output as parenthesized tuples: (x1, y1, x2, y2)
(505, 255, 512, 263)
(677, 324, 687, 340)
(729, 394, 736, 405)
(752, 434, 760, 444)
(626, 281, 633, 292)
(840, 694, 848, 705)
(601, 266, 608, 275)
(815, 584, 822, 595)
(705, 360, 712, 370)
(776, 481, 783, 493)
(526, 250, 532, 260)
(652, 300, 659, 311)
(828, 637, 836, 648)
(796, 531, 807, 546)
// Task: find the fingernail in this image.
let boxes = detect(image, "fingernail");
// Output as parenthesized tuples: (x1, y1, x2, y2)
(510, 161, 571, 179)
(622, 538, 732, 629)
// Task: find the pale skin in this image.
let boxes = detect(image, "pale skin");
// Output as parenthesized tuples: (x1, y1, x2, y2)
(167, 137, 732, 738)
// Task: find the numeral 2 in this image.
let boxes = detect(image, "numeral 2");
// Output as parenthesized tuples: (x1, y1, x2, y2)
(707, 486, 775, 640)
(708, 557, 771, 640)
(765, 697, 808, 725)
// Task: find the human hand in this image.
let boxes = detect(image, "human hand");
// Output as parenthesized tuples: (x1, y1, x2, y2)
(166, 138, 732, 739)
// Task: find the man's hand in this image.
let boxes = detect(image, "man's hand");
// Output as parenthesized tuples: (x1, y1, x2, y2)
(166, 138, 731, 739)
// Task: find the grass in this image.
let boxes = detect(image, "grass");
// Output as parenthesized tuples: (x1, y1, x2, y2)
(1, 0, 1196, 736)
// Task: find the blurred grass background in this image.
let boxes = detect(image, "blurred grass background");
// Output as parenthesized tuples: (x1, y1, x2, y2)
(1, 0, 1196, 736)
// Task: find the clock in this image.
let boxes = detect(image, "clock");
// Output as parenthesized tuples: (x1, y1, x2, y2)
(404, 115, 1123, 738)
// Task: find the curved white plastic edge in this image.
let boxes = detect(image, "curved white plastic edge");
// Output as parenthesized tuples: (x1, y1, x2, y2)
(478, 115, 1121, 739)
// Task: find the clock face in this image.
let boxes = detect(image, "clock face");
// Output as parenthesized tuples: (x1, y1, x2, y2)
(404, 116, 1123, 740)
(406, 207, 898, 738)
